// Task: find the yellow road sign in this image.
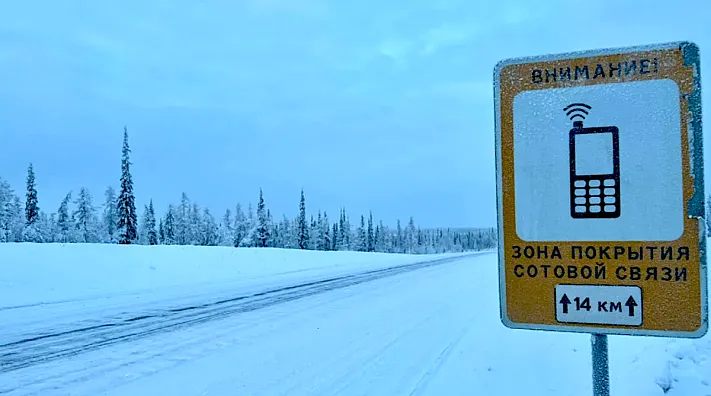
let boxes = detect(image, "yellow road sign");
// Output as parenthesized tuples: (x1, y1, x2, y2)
(494, 42, 707, 337)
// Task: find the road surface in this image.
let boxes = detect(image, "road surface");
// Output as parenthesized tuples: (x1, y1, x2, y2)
(0, 253, 677, 396)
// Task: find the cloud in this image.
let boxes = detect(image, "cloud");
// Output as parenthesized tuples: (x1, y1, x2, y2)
(373, 0, 563, 63)
(421, 25, 479, 55)
(373, 23, 486, 64)
(73, 29, 136, 58)
(378, 39, 416, 61)
(433, 81, 491, 99)
(245, 0, 329, 15)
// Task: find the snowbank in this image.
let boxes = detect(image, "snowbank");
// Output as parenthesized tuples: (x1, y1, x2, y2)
(0, 243, 475, 308)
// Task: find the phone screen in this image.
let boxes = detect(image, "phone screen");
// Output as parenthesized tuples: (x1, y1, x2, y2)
(574, 132, 614, 176)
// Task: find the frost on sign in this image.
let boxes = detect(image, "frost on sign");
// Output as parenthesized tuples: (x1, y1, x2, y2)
(513, 79, 683, 242)
(495, 42, 707, 338)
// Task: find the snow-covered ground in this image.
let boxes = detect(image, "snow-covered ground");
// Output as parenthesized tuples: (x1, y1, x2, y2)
(0, 244, 470, 344)
(0, 245, 708, 395)
(0, 243, 473, 308)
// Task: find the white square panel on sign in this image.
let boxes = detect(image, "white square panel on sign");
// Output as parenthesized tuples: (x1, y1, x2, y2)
(513, 78, 683, 242)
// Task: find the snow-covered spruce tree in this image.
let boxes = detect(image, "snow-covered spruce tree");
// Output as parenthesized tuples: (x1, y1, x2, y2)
(315, 211, 324, 250)
(201, 208, 218, 246)
(0, 179, 24, 243)
(235, 203, 255, 247)
(9, 196, 23, 242)
(384, 223, 394, 253)
(158, 217, 165, 244)
(322, 211, 331, 251)
(338, 208, 349, 251)
(309, 215, 317, 250)
(146, 200, 158, 245)
(56, 192, 72, 243)
(396, 219, 403, 253)
(416, 227, 426, 254)
(25, 163, 39, 226)
(331, 222, 339, 251)
(73, 187, 100, 243)
(280, 215, 294, 249)
(367, 211, 374, 252)
(138, 205, 149, 244)
(0, 178, 15, 242)
(263, 214, 276, 247)
(233, 204, 247, 247)
(247, 203, 255, 226)
(163, 205, 176, 245)
(337, 209, 345, 250)
(269, 214, 283, 248)
(357, 215, 366, 252)
(267, 209, 275, 247)
(238, 203, 256, 247)
(117, 126, 138, 244)
(374, 221, 382, 252)
(175, 193, 190, 245)
(39, 212, 54, 243)
(189, 203, 201, 245)
(22, 163, 42, 242)
(102, 187, 118, 243)
(255, 188, 270, 247)
(297, 189, 309, 249)
(219, 209, 233, 247)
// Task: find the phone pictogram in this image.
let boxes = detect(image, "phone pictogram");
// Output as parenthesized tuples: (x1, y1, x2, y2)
(568, 109, 620, 219)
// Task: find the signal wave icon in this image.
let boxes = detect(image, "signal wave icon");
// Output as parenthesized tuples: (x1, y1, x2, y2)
(564, 103, 592, 121)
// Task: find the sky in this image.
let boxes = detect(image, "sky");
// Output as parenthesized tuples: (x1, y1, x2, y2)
(0, 0, 710, 228)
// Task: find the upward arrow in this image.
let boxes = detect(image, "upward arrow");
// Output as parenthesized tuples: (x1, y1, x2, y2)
(625, 296, 638, 317)
(559, 294, 571, 314)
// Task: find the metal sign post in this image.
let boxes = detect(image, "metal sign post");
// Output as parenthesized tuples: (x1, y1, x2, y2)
(591, 334, 609, 396)
(493, 41, 706, 395)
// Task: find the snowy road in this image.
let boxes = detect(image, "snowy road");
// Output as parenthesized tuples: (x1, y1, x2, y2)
(1, 253, 486, 395)
(0, 252, 705, 396)
(0, 254, 472, 374)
